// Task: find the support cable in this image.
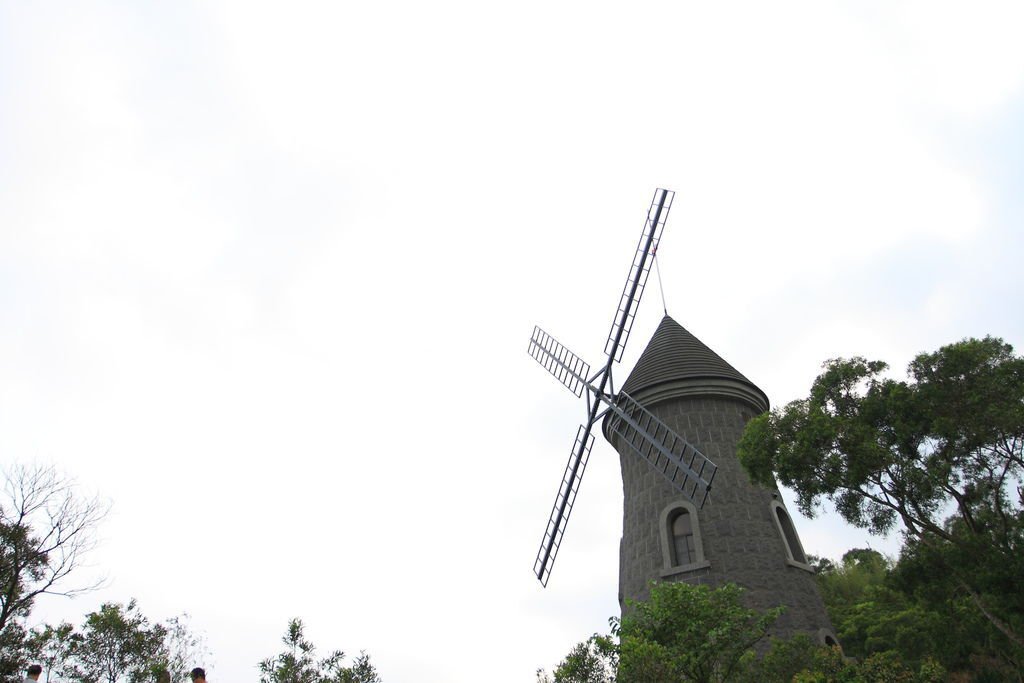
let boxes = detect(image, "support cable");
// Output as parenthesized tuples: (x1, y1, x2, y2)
(654, 251, 668, 315)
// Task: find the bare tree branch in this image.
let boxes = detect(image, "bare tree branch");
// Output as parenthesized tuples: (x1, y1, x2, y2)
(0, 463, 108, 633)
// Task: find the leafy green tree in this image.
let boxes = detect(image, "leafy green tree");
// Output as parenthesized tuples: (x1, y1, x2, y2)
(74, 600, 166, 683)
(151, 614, 209, 683)
(13, 607, 207, 683)
(814, 548, 889, 611)
(805, 548, 1015, 680)
(737, 336, 1024, 651)
(328, 652, 380, 683)
(259, 619, 322, 683)
(26, 622, 78, 682)
(536, 634, 617, 683)
(790, 646, 945, 683)
(617, 582, 783, 683)
(814, 551, 950, 669)
(890, 537, 1024, 677)
(539, 580, 958, 682)
(259, 618, 380, 683)
(539, 582, 783, 683)
(0, 621, 29, 683)
(743, 634, 821, 683)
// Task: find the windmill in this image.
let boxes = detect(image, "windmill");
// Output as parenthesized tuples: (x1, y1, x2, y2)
(528, 188, 717, 587)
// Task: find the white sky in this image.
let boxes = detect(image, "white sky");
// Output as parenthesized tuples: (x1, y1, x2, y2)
(2, 1, 1023, 681)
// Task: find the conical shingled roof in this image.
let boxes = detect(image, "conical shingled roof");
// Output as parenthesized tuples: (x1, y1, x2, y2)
(619, 315, 769, 412)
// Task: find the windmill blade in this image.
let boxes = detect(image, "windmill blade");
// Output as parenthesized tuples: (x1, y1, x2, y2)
(605, 188, 675, 362)
(528, 326, 593, 398)
(605, 391, 716, 507)
(534, 425, 596, 586)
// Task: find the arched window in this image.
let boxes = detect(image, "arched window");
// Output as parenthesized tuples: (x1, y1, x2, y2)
(770, 500, 812, 571)
(659, 501, 710, 577)
(817, 628, 842, 650)
(671, 509, 696, 566)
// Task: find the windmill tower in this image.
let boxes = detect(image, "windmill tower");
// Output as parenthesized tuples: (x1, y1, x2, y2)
(528, 188, 836, 645)
(604, 317, 837, 644)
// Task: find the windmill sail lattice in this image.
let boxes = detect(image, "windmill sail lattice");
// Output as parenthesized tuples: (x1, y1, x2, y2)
(605, 188, 673, 362)
(528, 188, 718, 587)
(533, 425, 595, 587)
(606, 392, 716, 507)
(529, 326, 592, 398)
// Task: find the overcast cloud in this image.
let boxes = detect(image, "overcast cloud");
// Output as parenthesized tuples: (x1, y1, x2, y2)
(2, 2, 1023, 682)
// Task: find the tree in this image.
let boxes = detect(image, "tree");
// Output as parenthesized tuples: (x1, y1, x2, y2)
(536, 634, 617, 683)
(889, 538, 1024, 677)
(26, 622, 78, 683)
(737, 336, 1024, 650)
(259, 619, 321, 683)
(539, 580, 955, 682)
(617, 582, 782, 683)
(747, 634, 821, 683)
(153, 614, 209, 683)
(0, 464, 107, 635)
(811, 549, 960, 670)
(0, 620, 30, 683)
(814, 548, 890, 611)
(789, 646, 945, 683)
(14, 603, 208, 683)
(74, 600, 166, 683)
(538, 582, 782, 683)
(259, 618, 380, 683)
(329, 652, 380, 683)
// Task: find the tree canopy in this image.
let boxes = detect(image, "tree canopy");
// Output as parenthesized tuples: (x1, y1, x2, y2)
(259, 618, 381, 683)
(537, 580, 947, 683)
(808, 547, 1019, 678)
(616, 583, 781, 683)
(535, 634, 617, 683)
(538, 582, 781, 683)
(737, 335, 1024, 655)
(0, 598, 209, 683)
(75, 600, 167, 683)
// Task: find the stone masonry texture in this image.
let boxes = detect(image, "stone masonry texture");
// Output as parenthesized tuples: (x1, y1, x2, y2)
(611, 394, 835, 643)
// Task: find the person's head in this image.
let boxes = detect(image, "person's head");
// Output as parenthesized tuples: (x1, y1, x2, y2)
(26, 665, 42, 680)
(190, 667, 206, 682)
(156, 670, 171, 683)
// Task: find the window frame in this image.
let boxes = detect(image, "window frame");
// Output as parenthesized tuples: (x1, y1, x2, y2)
(769, 500, 814, 573)
(817, 628, 841, 649)
(658, 500, 710, 578)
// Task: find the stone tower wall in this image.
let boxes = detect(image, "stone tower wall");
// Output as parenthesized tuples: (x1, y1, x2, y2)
(613, 393, 835, 643)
